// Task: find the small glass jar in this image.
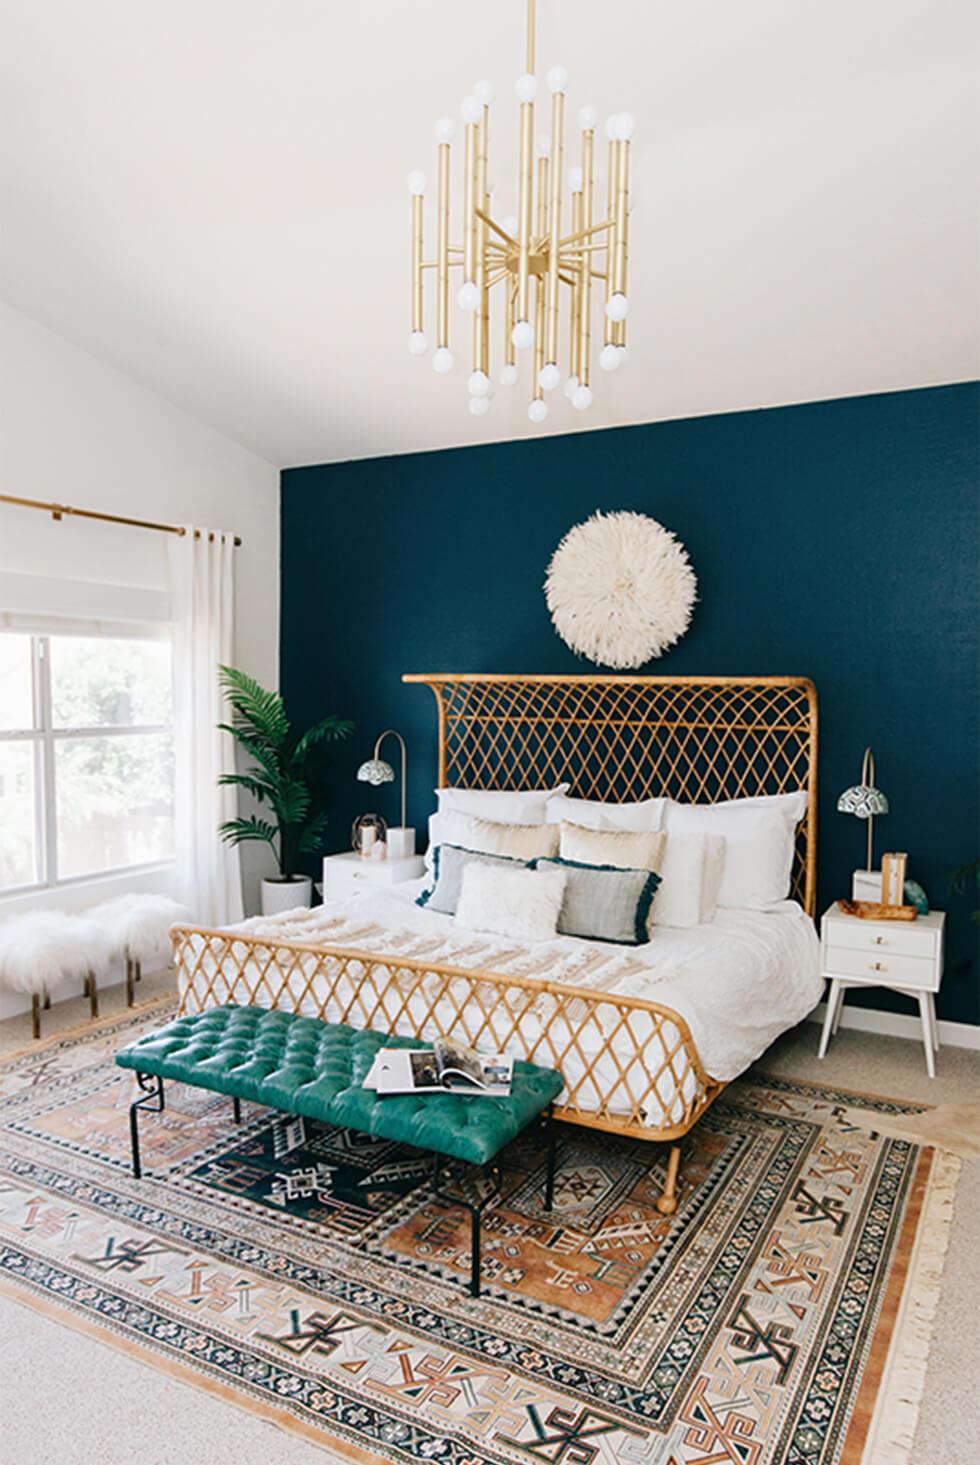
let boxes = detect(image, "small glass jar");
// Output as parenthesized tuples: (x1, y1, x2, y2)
(352, 812, 388, 859)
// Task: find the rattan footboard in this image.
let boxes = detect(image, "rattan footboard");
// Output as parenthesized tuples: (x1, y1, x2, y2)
(172, 923, 723, 1143)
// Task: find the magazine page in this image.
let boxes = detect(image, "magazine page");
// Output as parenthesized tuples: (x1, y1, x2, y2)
(369, 1048, 443, 1094)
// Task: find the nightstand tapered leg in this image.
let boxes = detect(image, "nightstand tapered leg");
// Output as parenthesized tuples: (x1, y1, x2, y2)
(818, 981, 840, 1059)
(916, 993, 936, 1078)
(927, 992, 940, 1051)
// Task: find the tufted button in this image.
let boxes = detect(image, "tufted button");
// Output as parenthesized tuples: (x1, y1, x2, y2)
(117, 1003, 564, 1165)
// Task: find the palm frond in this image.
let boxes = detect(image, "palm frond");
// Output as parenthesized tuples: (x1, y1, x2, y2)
(269, 779, 311, 825)
(217, 771, 276, 804)
(218, 665, 289, 747)
(218, 726, 282, 782)
(218, 815, 279, 848)
(292, 715, 355, 762)
(297, 810, 330, 855)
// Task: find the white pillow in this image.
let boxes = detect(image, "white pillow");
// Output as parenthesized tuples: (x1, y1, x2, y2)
(456, 861, 567, 942)
(649, 834, 726, 928)
(665, 801, 802, 909)
(671, 791, 808, 821)
(436, 785, 568, 823)
(546, 793, 666, 832)
(559, 822, 666, 872)
(424, 810, 559, 874)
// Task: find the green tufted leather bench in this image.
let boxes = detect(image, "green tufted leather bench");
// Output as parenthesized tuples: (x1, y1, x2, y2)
(116, 1004, 565, 1296)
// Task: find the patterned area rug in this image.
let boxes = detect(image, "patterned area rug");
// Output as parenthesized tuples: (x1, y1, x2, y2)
(0, 1002, 957, 1465)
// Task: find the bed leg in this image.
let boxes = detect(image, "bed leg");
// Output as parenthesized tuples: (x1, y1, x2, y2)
(656, 1143, 682, 1216)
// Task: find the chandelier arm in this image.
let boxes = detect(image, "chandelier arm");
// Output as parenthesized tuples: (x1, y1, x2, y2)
(579, 125, 595, 384)
(545, 86, 565, 369)
(463, 123, 477, 289)
(437, 139, 451, 349)
(516, 93, 534, 330)
(558, 219, 612, 250)
(604, 138, 615, 345)
(475, 207, 518, 252)
(411, 192, 424, 336)
(613, 137, 631, 346)
(570, 188, 583, 381)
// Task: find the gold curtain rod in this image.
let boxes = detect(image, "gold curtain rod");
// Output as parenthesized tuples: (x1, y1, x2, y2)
(0, 493, 242, 547)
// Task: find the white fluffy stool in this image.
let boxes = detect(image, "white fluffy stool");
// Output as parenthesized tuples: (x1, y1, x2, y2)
(0, 911, 112, 1039)
(86, 894, 190, 1006)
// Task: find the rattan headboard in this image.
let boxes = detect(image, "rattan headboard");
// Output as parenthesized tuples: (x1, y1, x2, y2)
(403, 674, 818, 916)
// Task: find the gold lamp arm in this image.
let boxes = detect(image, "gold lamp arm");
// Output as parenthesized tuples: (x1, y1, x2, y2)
(374, 729, 408, 830)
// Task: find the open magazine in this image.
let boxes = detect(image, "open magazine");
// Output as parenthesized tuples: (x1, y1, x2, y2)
(363, 1038, 513, 1097)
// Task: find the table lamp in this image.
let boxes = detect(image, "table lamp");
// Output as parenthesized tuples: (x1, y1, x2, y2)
(356, 729, 415, 858)
(837, 746, 889, 875)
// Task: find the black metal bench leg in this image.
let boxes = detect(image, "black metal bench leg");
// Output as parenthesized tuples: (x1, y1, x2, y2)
(470, 1205, 481, 1297)
(233, 1095, 242, 1124)
(129, 1073, 164, 1179)
(544, 1113, 558, 1211)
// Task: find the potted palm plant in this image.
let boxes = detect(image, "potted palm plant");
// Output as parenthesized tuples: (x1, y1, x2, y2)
(216, 666, 353, 914)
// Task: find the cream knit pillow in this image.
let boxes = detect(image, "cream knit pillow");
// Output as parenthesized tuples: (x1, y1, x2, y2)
(454, 814, 560, 861)
(559, 822, 666, 873)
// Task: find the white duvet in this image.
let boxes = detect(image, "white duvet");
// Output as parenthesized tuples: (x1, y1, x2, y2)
(185, 882, 821, 1122)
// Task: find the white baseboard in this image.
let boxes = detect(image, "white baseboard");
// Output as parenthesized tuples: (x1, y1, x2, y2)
(807, 1001, 980, 1051)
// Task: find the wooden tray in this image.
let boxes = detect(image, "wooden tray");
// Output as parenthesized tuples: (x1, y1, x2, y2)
(838, 898, 918, 921)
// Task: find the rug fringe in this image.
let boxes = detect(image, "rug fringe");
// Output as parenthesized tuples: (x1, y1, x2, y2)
(861, 1147, 961, 1465)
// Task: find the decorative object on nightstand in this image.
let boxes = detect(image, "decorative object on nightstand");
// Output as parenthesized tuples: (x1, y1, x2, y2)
(837, 747, 889, 896)
(818, 901, 946, 1076)
(357, 729, 416, 858)
(323, 850, 425, 901)
(352, 811, 387, 860)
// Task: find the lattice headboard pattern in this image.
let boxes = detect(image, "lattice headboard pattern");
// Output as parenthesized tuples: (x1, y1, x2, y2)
(403, 674, 818, 915)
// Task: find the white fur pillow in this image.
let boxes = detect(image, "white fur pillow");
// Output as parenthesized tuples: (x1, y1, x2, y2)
(455, 861, 567, 942)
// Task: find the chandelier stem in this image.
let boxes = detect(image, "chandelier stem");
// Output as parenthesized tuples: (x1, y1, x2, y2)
(526, 0, 536, 74)
(546, 86, 565, 368)
(411, 194, 424, 333)
(475, 105, 490, 373)
(570, 188, 583, 380)
(463, 123, 477, 287)
(578, 125, 594, 383)
(437, 140, 451, 347)
(613, 137, 630, 345)
(517, 99, 534, 327)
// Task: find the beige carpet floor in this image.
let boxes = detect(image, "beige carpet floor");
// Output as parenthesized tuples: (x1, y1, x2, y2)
(0, 970, 977, 1465)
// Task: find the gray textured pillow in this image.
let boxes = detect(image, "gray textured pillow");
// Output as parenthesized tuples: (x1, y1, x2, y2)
(531, 857, 660, 945)
(416, 843, 526, 916)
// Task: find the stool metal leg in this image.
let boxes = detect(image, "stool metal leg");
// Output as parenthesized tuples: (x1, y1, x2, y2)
(125, 956, 135, 1008)
(85, 972, 99, 1020)
(544, 1115, 558, 1211)
(233, 1095, 242, 1123)
(129, 1072, 165, 1179)
(31, 994, 41, 1041)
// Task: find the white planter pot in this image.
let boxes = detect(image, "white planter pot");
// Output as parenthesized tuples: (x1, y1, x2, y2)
(260, 876, 312, 916)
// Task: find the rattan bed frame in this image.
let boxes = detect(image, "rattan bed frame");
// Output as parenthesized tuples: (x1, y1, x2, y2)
(172, 674, 817, 1215)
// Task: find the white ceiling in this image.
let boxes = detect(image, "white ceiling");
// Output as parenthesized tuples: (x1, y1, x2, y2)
(1, 0, 976, 468)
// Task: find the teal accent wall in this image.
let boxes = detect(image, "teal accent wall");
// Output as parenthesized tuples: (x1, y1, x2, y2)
(281, 383, 979, 1026)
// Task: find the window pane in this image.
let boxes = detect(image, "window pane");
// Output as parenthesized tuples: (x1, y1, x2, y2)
(0, 741, 38, 888)
(56, 733, 175, 878)
(51, 636, 172, 729)
(0, 634, 34, 732)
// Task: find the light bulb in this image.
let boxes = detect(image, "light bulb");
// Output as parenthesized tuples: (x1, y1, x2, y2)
(538, 363, 561, 391)
(572, 384, 593, 410)
(460, 94, 482, 125)
(434, 116, 456, 145)
(406, 170, 426, 196)
(528, 399, 549, 423)
(568, 165, 583, 193)
(617, 112, 636, 140)
(432, 347, 454, 374)
(474, 79, 494, 106)
(606, 292, 629, 321)
(547, 65, 568, 94)
(578, 104, 598, 131)
(469, 395, 490, 417)
(564, 374, 579, 399)
(535, 132, 551, 159)
(468, 369, 491, 397)
(457, 280, 480, 312)
(599, 343, 620, 371)
(502, 215, 518, 238)
(500, 362, 518, 386)
(515, 73, 538, 104)
(604, 113, 621, 141)
(408, 330, 427, 357)
(512, 319, 533, 350)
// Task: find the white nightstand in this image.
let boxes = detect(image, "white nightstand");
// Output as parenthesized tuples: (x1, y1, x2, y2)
(818, 902, 946, 1076)
(322, 851, 426, 902)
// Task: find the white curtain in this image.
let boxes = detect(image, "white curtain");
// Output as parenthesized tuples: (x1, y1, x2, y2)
(167, 526, 244, 926)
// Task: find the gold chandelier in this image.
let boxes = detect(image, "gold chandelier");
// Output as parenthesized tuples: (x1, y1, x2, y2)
(407, 0, 633, 423)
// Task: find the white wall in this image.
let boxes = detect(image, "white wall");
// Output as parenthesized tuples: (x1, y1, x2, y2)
(0, 301, 280, 1012)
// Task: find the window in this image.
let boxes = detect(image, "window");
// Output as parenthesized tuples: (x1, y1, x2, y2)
(0, 629, 174, 892)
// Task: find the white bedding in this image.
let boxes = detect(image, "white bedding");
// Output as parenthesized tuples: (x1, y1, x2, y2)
(350, 879, 822, 1083)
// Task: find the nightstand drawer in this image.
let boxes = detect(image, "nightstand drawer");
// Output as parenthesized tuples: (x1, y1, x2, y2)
(823, 917, 938, 959)
(323, 866, 376, 900)
(823, 945, 939, 990)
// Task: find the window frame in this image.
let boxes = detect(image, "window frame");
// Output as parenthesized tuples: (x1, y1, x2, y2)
(0, 626, 175, 896)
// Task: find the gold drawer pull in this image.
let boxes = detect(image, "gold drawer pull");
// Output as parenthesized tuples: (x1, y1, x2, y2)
(869, 961, 887, 972)
(872, 935, 887, 945)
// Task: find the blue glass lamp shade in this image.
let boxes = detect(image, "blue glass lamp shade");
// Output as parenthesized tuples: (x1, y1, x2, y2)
(837, 747, 888, 871)
(357, 758, 395, 787)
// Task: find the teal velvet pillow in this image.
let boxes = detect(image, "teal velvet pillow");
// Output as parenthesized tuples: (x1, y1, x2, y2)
(417, 843, 528, 916)
(530, 856, 660, 945)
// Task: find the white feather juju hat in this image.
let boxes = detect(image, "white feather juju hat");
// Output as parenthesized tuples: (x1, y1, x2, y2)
(544, 510, 698, 669)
